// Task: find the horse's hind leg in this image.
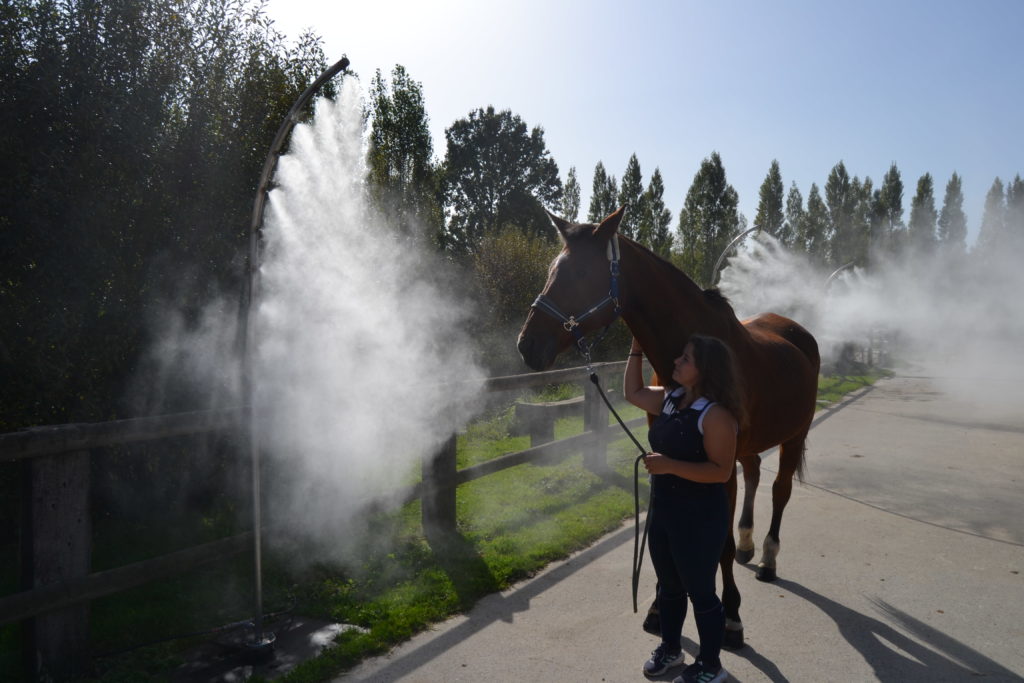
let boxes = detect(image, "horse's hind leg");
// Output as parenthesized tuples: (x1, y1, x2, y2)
(735, 452, 760, 564)
(757, 431, 808, 582)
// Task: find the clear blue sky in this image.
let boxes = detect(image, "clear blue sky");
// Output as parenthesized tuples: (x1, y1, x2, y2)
(267, 0, 1024, 245)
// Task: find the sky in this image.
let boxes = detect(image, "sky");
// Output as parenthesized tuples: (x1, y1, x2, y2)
(266, 0, 1024, 245)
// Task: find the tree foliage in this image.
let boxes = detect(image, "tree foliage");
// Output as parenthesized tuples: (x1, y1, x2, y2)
(641, 168, 674, 257)
(617, 154, 645, 240)
(675, 152, 740, 287)
(587, 161, 618, 223)
(367, 65, 442, 244)
(937, 172, 968, 254)
(908, 173, 938, 253)
(441, 106, 561, 252)
(472, 227, 560, 372)
(782, 182, 804, 252)
(754, 160, 785, 238)
(0, 0, 328, 429)
(561, 166, 581, 222)
(877, 162, 905, 253)
(976, 177, 1006, 258)
(802, 183, 830, 264)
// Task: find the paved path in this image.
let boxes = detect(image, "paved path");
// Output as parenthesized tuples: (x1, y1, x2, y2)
(338, 375, 1024, 682)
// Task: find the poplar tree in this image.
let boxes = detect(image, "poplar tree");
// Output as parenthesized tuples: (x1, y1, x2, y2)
(877, 163, 905, 253)
(782, 182, 804, 251)
(676, 152, 740, 287)
(367, 65, 441, 244)
(907, 173, 938, 254)
(588, 161, 618, 222)
(1005, 174, 1024, 250)
(617, 154, 645, 240)
(561, 166, 581, 222)
(753, 160, 785, 238)
(975, 177, 1006, 258)
(642, 167, 674, 257)
(937, 172, 968, 254)
(803, 183, 830, 266)
(848, 176, 873, 267)
(825, 161, 855, 267)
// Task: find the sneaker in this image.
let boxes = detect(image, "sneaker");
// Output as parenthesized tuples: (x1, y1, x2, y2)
(674, 660, 728, 683)
(643, 643, 685, 676)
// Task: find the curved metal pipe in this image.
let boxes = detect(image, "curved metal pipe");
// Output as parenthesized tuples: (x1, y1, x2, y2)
(712, 226, 758, 285)
(238, 55, 350, 652)
(825, 261, 855, 290)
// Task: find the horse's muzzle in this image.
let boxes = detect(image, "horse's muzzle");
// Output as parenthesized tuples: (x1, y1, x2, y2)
(517, 333, 555, 371)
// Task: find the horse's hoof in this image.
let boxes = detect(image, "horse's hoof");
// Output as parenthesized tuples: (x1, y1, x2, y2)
(735, 547, 754, 564)
(722, 626, 745, 650)
(756, 566, 778, 582)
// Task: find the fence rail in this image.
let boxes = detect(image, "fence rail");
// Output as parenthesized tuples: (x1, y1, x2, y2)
(0, 360, 637, 678)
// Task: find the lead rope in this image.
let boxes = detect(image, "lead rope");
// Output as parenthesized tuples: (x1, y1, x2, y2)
(586, 370, 652, 613)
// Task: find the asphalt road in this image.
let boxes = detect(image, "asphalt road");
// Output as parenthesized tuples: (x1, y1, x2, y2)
(337, 374, 1024, 682)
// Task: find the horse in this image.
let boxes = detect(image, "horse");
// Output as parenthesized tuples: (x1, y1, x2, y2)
(516, 207, 820, 649)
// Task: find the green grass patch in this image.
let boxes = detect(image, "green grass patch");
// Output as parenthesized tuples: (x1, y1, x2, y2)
(817, 369, 891, 407)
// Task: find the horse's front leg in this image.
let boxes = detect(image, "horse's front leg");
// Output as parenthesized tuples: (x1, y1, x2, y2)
(721, 464, 744, 649)
(735, 452, 760, 564)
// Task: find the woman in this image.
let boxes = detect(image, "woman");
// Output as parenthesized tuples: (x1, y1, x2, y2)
(624, 334, 745, 683)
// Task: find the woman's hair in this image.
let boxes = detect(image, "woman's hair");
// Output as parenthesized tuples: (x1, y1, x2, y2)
(689, 334, 748, 429)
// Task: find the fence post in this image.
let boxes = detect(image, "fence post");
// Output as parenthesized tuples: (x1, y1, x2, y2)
(422, 432, 457, 540)
(583, 377, 610, 473)
(23, 449, 91, 679)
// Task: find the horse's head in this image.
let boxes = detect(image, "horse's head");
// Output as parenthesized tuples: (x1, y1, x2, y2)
(517, 208, 625, 371)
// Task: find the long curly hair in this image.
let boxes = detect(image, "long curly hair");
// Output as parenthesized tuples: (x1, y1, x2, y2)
(688, 334, 748, 429)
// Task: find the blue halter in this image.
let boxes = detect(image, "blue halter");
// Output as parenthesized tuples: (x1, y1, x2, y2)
(530, 235, 622, 364)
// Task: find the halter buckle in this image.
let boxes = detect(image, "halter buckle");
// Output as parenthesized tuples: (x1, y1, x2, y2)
(563, 317, 580, 332)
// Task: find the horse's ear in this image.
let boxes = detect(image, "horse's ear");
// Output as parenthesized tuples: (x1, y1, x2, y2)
(546, 209, 571, 241)
(595, 206, 625, 240)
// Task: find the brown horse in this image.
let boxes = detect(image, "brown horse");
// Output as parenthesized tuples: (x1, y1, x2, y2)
(517, 208, 820, 649)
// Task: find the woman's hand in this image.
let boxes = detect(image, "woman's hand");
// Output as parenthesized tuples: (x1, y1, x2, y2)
(642, 452, 675, 475)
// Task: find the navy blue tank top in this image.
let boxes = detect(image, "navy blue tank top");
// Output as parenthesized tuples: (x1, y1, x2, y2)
(648, 388, 721, 496)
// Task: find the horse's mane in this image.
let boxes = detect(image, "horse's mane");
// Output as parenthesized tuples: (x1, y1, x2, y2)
(702, 287, 737, 317)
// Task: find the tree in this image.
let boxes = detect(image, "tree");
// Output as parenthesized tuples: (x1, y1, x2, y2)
(802, 183, 830, 266)
(975, 177, 1006, 257)
(847, 176, 874, 268)
(588, 161, 618, 222)
(782, 182, 805, 251)
(937, 172, 968, 254)
(366, 65, 442, 244)
(1005, 174, 1024, 251)
(824, 161, 855, 267)
(907, 173, 938, 254)
(675, 152, 741, 287)
(617, 154, 645, 240)
(0, 0, 328, 429)
(561, 166, 581, 222)
(642, 168, 674, 257)
(877, 162, 905, 254)
(441, 106, 561, 252)
(754, 160, 785, 238)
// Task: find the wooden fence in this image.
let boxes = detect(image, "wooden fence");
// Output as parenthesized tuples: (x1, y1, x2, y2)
(0, 360, 645, 679)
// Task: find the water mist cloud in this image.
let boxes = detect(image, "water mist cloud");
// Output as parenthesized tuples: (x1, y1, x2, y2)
(255, 82, 485, 562)
(719, 233, 1024, 421)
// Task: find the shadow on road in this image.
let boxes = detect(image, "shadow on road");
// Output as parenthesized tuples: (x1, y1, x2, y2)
(731, 566, 1019, 682)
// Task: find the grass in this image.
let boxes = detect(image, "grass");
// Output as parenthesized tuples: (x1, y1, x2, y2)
(2, 371, 885, 681)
